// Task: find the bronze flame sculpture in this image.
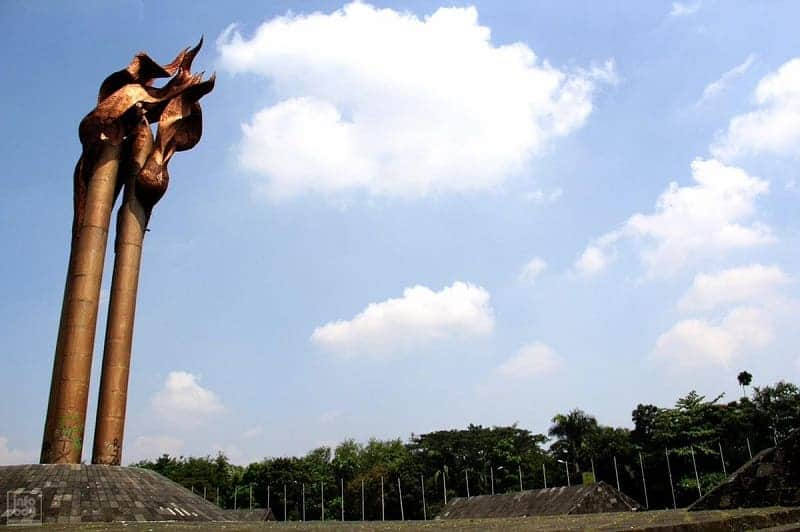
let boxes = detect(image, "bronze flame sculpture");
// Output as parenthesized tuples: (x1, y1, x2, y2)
(41, 41, 214, 465)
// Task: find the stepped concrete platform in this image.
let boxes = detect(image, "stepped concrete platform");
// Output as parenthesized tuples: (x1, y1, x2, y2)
(3, 507, 800, 531)
(690, 430, 800, 510)
(0, 464, 235, 525)
(438, 481, 640, 519)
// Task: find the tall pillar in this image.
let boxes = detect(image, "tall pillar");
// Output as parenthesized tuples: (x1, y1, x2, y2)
(90, 46, 214, 466)
(40, 40, 213, 466)
(91, 119, 152, 465)
(41, 143, 120, 463)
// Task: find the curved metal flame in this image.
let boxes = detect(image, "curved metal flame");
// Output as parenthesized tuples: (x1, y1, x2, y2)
(43, 39, 215, 465)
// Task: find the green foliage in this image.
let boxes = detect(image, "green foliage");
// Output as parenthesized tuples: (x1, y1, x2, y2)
(132, 379, 798, 515)
(132, 452, 242, 507)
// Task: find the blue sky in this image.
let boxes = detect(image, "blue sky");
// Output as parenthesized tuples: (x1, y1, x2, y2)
(1, 0, 799, 465)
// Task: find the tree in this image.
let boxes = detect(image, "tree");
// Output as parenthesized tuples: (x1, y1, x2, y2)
(631, 404, 660, 447)
(751, 381, 800, 442)
(738, 371, 753, 397)
(548, 409, 599, 470)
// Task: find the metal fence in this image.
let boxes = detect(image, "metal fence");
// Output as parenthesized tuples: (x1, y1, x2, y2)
(185, 431, 781, 520)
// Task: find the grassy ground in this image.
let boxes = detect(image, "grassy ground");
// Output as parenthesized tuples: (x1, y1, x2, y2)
(8, 507, 800, 531)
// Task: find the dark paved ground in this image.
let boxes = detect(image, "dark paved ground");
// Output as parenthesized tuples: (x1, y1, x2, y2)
(5, 507, 800, 531)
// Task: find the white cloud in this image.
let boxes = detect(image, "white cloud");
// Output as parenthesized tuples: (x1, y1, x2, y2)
(712, 57, 800, 160)
(679, 264, 791, 312)
(524, 188, 563, 204)
(573, 242, 616, 278)
(669, 1, 701, 17)
(311, 281, 494, 358)
(0, 436, 36, 465)
(519, 257, 547, 284)
(217, 2, 614, 200)
(151, 371, 225, 429)
(653, 306, 774, 369)
(697, 54, 756, 105)
(495, 342, 563, 379)
(127, 435, 185, 463)
(573, 159, 772, 278)
(242, 425, 264, 439)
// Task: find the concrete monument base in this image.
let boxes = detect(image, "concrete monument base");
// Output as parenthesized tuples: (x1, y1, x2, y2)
(0, 464, 235, 525)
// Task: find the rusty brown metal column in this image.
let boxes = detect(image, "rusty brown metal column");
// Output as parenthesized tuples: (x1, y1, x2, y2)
(90, 42, 214, 465)
(91, 120, 152, 465)
(41, 143, 120, 464)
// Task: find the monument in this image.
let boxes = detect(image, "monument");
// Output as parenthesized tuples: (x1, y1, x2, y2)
(40, 41, 214, 465)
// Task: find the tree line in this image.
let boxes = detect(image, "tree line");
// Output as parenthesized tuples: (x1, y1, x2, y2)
(132, 378, 799, 518)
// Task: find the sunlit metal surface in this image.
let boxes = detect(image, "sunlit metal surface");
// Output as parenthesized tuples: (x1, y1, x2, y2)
(41, 41, 214, 464)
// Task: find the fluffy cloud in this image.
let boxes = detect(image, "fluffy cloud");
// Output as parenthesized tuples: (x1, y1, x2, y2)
(524, 188, 563, 204)
(151, 371, 225, 429)
(697, 54, 756, 106)
(653, 264, 792, 370)
(217, 2, 614, 200)
(0, 436, 36, 465)
(669, 1, 701, 17)
(652, 306, 774, 369)
(712, 58, 800, 160)
(127, 435, 185, 463)
(311, 281, 494, 358)
(679, 264, 790, 312)
(495, 342, 562, 379)
(573, 239, 617, 278)
(574, 159, 772, 278)
(519, 257, 547, 284)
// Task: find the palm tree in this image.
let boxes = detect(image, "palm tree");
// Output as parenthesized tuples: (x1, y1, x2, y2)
(548, 409, 598, 472)
(738, 371, 753, 398)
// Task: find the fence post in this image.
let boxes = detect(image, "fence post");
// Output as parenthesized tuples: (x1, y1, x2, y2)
(361, 479, 364, 521)
(665, 448, 676, 510)
(465, 469, 470, 498)
(591, 458, 596, 483)
(518, 464, 523, 492)
(746, 436, 753, 459)
(542, 463, 547, 489)
(490, 465, 495, 495)
(690, 446, 702, 498)
(381, 476, 385, 521)
(718, 441, 727, 476)
(398, 478, 404, 521)
(443, 468, 447, 505)
(613, 456, 620, 492)
(421, 475, 427, 521)
(638, 452, 649, 509)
